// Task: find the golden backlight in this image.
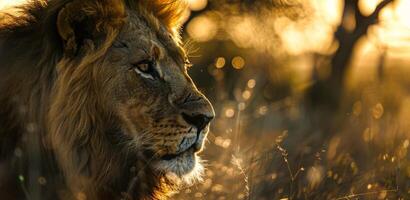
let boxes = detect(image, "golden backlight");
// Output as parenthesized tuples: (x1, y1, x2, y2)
(1, 0, 409, 61)
(350, 0, 410, 85)
(1, 1, 409, 199)
(0, 0, 26, 10)
(280, 0, 410, 55)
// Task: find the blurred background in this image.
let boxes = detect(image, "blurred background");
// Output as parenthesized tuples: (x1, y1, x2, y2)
(2, 0, 410, 199)
(176, 0, 410, 199)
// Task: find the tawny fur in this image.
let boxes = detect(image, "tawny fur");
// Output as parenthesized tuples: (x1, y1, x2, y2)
(0, 0, 213, 199)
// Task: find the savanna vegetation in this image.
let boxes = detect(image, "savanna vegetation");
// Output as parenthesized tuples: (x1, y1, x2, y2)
(175, 0, 410, 199)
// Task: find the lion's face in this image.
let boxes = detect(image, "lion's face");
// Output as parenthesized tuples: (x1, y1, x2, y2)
(99, 12, 214, 178)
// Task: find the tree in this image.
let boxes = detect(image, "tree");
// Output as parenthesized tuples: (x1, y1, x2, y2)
(307, 0, 394, 110)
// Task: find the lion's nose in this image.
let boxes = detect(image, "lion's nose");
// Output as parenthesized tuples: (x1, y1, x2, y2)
(182, 113, 213, 131)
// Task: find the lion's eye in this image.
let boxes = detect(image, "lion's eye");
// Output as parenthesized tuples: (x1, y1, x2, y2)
(132, 60, 157, 79)
(136, 62, 151, 73)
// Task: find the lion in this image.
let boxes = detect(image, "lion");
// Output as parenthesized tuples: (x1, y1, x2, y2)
(0, 0, 214, 199)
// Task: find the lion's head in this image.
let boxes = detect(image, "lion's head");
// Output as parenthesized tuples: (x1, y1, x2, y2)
(105, 7, 215, 178)
(0, 0, 213, 199)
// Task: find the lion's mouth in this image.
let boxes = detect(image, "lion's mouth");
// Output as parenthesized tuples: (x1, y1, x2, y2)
(160, 128, 205, 161)
(154, 129, 208, 177)
(160, 145, 197, 161)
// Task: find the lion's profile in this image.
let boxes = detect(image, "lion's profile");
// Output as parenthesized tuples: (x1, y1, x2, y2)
(0, 0, 214, 199)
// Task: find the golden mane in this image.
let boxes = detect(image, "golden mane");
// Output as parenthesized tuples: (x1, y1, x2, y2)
(0, 0, 189, 199)
(142, 0, 188, 30)
(125, 0, 188, 34)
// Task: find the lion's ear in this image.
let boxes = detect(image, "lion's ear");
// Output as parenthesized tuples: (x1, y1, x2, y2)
(57, 0, 125, 54)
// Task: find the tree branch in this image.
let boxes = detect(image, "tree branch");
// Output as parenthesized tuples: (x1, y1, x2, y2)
(364, 0, 394, 26)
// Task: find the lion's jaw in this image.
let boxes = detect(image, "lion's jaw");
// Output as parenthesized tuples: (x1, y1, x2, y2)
(152, 125, 210, 183)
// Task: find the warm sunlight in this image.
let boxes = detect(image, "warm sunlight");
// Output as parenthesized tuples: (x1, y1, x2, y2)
(0, 0, 26, 10)
(281, 0, 410, 56)
(349, 0, 410, 86)
(187, 0, 207, 11)
(1, 0, 410, 199)
(378, 0, 410, 48)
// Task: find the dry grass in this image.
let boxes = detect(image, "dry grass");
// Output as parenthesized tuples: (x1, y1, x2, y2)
(173, 64, 410, 199)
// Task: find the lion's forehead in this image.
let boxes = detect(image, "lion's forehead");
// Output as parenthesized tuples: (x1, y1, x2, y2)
(120, 11, 186, 65)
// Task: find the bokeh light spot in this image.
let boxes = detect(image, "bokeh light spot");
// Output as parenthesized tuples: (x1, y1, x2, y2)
(403, 140, 409, 149)
(187, 0, 208, 11)
(367, 183, 372, 190)
(215, 57, 226, 69)
(258, 106, 268, 115)
(38, 176, 47, 185)
(225, 108, 235, 118)
(187, 16, 217, 42)
(242, 90, 251, 100)
(222, 139, 231, 148)
(232, 56, 245, 69)
(247, 79, 256, 89)
(372, 103, 384, 119)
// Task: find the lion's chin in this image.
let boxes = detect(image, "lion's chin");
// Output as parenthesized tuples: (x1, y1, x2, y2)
(153, 148, 204, 185)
